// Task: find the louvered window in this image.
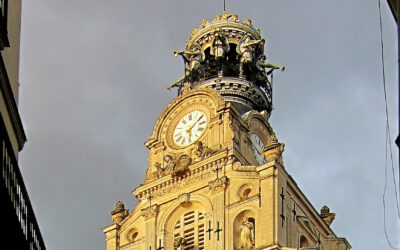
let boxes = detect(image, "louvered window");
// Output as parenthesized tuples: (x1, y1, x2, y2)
(173, 211, 205, 249)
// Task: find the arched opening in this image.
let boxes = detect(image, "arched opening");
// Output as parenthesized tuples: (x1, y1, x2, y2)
(300, 235, 309, 248)
(173, 210, 205, 249)
(242, 188, 251, 199)
(126, 228, 138, 243)
(233, 210, 256, 249)
(248, 217, 256, 243)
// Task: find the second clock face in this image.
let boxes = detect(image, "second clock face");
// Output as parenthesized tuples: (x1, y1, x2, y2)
(173, 110, 207, 147)
(250, 133, 265, 165)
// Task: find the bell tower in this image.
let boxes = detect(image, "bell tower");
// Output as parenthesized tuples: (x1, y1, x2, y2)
(103, 13, 351, 250)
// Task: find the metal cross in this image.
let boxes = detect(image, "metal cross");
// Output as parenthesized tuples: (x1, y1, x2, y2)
(214, 164, 223, 180)
(206, 221, 213, 240)
(292, 203, 297, 222)
(280, 187, 285, 227)
(214, 221, 223, 241)
(156, 239, 164, 250)
(148, 194, 153, 207)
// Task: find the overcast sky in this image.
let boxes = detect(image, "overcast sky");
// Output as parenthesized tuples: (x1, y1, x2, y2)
(17, 0, 399, 249)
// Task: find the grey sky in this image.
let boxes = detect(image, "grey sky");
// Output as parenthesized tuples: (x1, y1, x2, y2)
(17, 0, 399, 249)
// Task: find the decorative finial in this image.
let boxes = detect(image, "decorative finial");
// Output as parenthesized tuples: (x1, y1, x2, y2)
(320, 205, 336, 226)
(111, 201, 129, 224)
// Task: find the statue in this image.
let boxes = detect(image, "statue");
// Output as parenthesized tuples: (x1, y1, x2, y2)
(210, 30, 230, 60)
(163, 154, 192, 176)
(320, 205, 336, 226)
(174, 237, 187, 249)
(167, 75, 185, 90)
(256, 54, 285, 77)
(239, 217, 254, 249)
(163, 155, 175, 175)
(110, 201, 129, 224)
(237, 35, 264, 78)
(193, 141, 216, 160)
(174, 44, 205, 79)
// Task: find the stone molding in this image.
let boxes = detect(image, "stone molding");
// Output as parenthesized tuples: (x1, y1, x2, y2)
(208, 176, 229, 195)
(135, 156, 232, 200)
(140, 204, 159, 220)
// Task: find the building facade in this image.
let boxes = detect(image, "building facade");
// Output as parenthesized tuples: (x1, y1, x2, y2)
(0, 1, 46, 249)
(103, 13, 350, 250)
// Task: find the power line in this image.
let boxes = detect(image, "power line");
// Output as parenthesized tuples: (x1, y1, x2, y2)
(378, 0, 400, 248)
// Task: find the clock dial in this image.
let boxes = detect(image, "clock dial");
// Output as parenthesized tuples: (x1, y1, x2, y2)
(250, 134, 266, 165)
(173, 110, 207, 146)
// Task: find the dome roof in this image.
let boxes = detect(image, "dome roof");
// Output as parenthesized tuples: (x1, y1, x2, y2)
(186, 12, 262, 51)
(171, 12, 284, 115)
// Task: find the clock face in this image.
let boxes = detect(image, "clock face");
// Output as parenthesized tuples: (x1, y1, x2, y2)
(250, 133, 265, 165)
(173, 110, 207, 146)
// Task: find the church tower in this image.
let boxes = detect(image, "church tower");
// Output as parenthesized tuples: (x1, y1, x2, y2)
(103, 13, 351, 250)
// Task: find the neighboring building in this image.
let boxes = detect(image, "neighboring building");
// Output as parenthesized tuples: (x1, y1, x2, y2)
(387, 0, 398, 21)
(103, 13, 351, 250)
(0, 1, 46, 249)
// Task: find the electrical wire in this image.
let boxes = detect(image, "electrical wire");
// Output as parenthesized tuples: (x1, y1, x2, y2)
(378, 0, 400, 248)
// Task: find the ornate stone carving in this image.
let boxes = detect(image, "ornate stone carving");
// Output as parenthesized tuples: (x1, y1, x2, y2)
(141, 204, 159, 220)
(208, 176, 229, 194)
(263, 134, 285, 164)
(320, 205, 336, 226)
(232, 161, 257, 172)
(147, 154, 193, 181)
(201, 78, 271, 112)
(165, 154, 192, 176)
(192, 141, 217, 161)
(178, 193, 191, 207)
(239, 217, 255, 249)
(111, 201, 129, 224)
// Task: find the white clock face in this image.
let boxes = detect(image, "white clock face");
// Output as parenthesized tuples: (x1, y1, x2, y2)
(250, 134, 265, 165)
(173, 110, 207, 146)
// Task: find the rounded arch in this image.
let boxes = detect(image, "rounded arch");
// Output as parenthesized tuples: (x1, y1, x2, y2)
(125, 228, 138, 243)
(232, 209, 257, 249)
(146, 88, 225, 149)
(300, 235, 309, 248)
(161, 195, 212, 250)
(237, 183, 253, 200)
(242, 110, 274, 136)
(158, 193, 213, 232)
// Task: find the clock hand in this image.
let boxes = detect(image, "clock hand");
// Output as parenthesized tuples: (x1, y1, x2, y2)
(186, 114, 205, 134)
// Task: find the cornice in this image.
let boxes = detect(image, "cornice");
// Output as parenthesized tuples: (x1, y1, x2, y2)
(132, 152, 232, 200)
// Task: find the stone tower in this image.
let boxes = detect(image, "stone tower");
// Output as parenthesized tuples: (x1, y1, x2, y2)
(103, 12, 351, 250)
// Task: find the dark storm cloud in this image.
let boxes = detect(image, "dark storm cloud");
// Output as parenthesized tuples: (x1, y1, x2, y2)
(17, 0, 399, 249)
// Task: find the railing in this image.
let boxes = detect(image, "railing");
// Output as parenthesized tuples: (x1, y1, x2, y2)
(1, 118, 46, 250)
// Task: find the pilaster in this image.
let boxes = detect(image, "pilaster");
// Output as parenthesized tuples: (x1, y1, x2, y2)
(103, 224, 120, 250)
(208, 176, 228, 249)
(141, 204, 159, 250)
